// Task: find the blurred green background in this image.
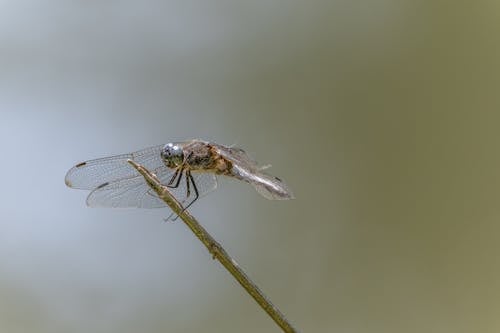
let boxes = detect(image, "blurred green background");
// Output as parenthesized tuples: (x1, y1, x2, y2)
(1, 1, 499, 332)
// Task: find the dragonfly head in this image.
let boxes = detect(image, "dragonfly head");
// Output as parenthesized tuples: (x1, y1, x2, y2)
(161, 143, 184, 168)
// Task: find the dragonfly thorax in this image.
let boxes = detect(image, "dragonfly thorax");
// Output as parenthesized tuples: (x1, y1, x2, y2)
(161, 143, 184, 168)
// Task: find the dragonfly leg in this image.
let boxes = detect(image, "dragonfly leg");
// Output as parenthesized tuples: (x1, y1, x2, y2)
(168, 150, 192, 188)
(181, 171, 199, 212)
(166, 167, 183, 188)
(185, 169, 191, 198)
(167, 170, 178, 185)
(171, 170, 199, 221)
(167, 168, 181, 186)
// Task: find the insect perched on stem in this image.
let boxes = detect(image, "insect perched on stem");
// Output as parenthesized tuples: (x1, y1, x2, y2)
(65, 139, 294, 213)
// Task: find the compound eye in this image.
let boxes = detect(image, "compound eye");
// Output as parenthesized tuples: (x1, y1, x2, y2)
(161, 143, 184, 167)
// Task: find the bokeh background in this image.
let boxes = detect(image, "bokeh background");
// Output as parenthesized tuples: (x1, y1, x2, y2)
(1, 1, 500, 332)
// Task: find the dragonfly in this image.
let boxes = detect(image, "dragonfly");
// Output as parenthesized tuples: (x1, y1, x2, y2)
(65, 139, 294, 212)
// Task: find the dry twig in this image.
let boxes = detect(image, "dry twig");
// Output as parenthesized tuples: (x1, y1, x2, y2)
(127, 159, 299, 333)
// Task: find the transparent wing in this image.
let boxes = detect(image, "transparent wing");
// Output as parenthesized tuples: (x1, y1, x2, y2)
(213, 144, 260, 172)
(86, 168, 217, 209)
(86, 175, 167, 208)
(65, 144, 165, 190)
(213, 144, 294, 200)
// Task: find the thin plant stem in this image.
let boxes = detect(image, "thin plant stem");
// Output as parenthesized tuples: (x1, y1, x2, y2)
(127, 159, 300, 333)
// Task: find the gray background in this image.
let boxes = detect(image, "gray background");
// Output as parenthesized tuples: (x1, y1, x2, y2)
(1, 1, 499, 332)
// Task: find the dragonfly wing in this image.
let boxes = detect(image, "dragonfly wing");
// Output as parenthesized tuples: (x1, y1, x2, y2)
(212, 145, 260, 171)
(86, 168, 218, 209)
(65, 144, 165, 190)
(86, 171, 172, 208)
(213, 144, 294, 200)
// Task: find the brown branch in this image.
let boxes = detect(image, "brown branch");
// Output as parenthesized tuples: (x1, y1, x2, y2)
(127, 159, 300, 333)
